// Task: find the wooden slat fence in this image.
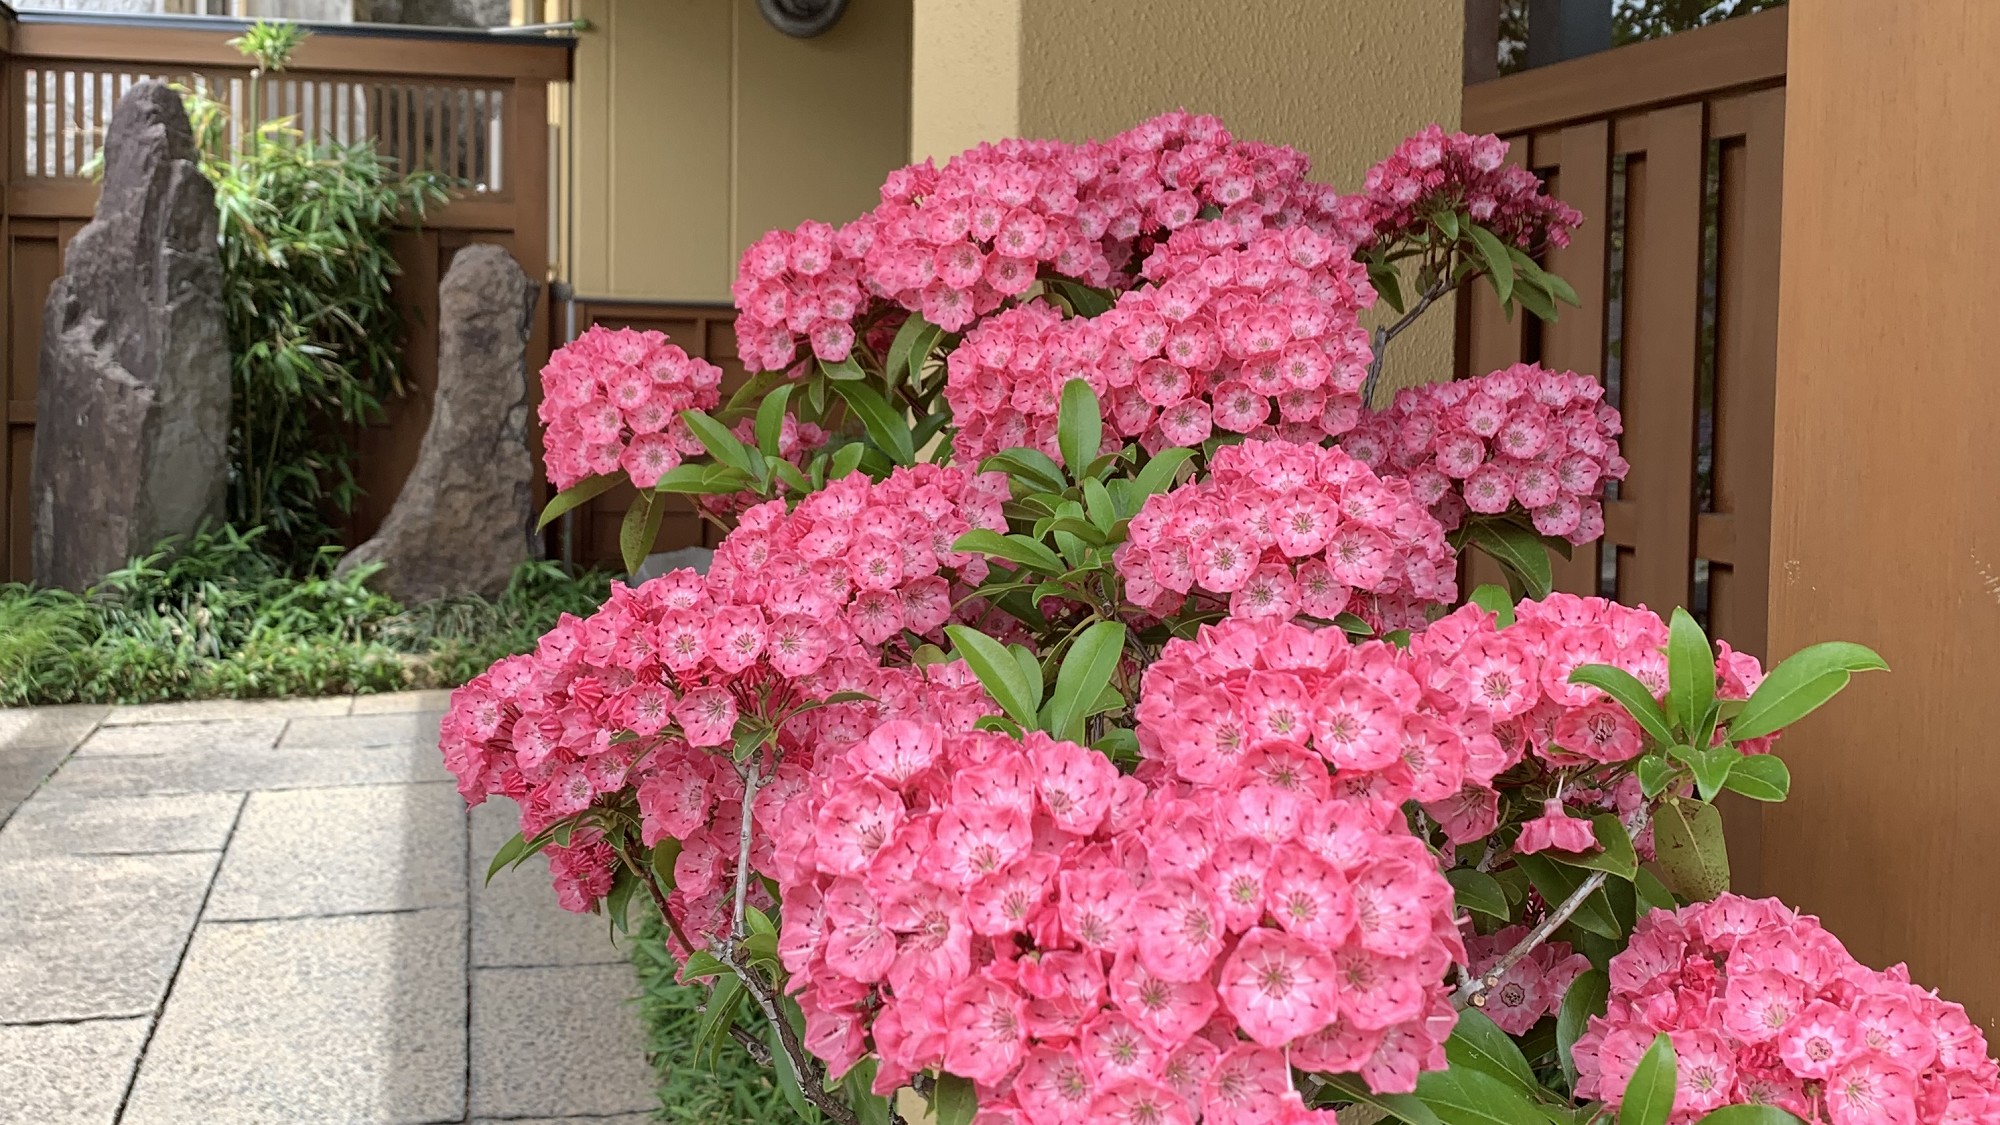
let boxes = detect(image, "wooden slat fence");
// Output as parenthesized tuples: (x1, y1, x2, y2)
(1458, 6, 1786, 661)
(0, 11, 571, 582)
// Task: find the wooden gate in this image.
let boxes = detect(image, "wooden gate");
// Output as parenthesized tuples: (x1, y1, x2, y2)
(1457, 7, 1786, 661)
(0, 11, 571, 582)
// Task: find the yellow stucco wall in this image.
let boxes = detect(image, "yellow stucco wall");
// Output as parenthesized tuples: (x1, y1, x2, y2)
(910, 0, 1465, 391)
(568, 0, 914, 302)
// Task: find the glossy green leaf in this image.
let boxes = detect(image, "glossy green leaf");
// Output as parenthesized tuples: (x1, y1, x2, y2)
(1685, 745, 1738, 803)
(1619, 1035, 1678, 1125)
(1414, 1064, 1547, 1125)
(1469, 224, 1517, 306)
(1469, 584, 1516, 627)
(945, 625, 1041, 727)
(952, 529, 1066, 576)
(830, 380, 915, 465)
(818, 354, 867, 381)
(652, 461, 755, 495)
(618, 492, 665, 576)
(1446, 1008, 1538, 1095)
(1516, 854, 1622, 940)
(1728, 642, 1888, 741)
(842, 1059, 894, 1125)
(535, 473, 618, 531)
(678, 949, 728, 980)
(1047, 620, 1127, 743)
(1465, 519, 1554, 599)
(1692, 1107, 1809, 1125)
(1635, 753, 1675, 799)
(1723, 753, 1791, 802)
(649, 836, 681, 896)
(752, 382, 794, 457)
(767, 1017, 812, 1121)
(1634, 866, 1678, 914)
(884, 311, 944, 386)
(679, 409, 756, 475)
(1321, 1074, 1444, 1125)
(1057, 379, 1104, 483)
(1447, 868, 1511, 920)
(484, 831, 528, 885)
(1133, 446, 1195, 497)
(693, 975, 745, 1067)
(1557, 968, 1608, 1089)
(933, 1072, 979, 1125)
(1667, 608, 1716, 738)
(1082, 477, 1118, 533)
(1568, 664, 1675, 748)
(982, 448, 1070, 495)
(828, 441, 867, 481)
(603, 867, 639, 933)
(1653, 798, 1731, 902)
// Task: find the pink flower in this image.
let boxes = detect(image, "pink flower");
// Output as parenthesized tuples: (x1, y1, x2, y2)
(1219, 929, 1343, 1046)
(1515, 798, 1599, 854)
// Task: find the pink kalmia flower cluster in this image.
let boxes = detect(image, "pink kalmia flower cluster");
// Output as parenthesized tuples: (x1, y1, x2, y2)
(1114, 440, 1456, 632)
(1342, 364, 1627, 545)
(732, 110, 1347, 376)
(767, 717, 1462, 1124)
(705, 463, 1010, 649)
(1464, 925, 1592, 1035)
(1352, 124, 1583, 251)
(538, 324, 725, 492)
(1574, 896, 2000, 1125)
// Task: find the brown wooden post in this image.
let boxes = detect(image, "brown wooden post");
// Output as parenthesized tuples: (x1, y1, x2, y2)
(1763, 0, 2000, 1025)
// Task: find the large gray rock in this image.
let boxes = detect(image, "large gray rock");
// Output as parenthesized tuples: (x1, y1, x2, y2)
(30, 80, 228, 592)
(338, 244, 539, 603)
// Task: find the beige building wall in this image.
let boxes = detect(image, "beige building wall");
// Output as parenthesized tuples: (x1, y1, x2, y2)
(911, 0, 1465, 391)
(568, 0, 913, 302)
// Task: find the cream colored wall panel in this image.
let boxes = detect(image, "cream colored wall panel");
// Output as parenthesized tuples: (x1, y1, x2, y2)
(909, 0, 1020, 163)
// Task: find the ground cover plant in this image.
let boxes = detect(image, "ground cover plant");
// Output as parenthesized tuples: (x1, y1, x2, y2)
(440, 114, 1988, 1125)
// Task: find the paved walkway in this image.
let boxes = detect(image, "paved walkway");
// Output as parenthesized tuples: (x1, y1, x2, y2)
(0, 693, 658, 1125)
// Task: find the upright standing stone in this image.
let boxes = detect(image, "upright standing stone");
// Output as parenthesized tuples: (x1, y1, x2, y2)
(337, 244, 539, 603)
(30, 80, 229, 591)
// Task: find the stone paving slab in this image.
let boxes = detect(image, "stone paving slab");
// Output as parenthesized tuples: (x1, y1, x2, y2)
(350, 689, 456, 715)
(101, 696, 353, 726)
(34, 740, 452, 799)
(0, 1017, 148, 1125)
(0, 705, 109, 824)
(207, 783, 465, 920)
(0, 792, 241, 857)
(74, 717, 286, 758)
(470, 964, 657, 1118)
(0, 852, 217, 1022)
(122, 909, 467, 1125)
(280, 710, 445, 750)
(470, 800, 624, 968)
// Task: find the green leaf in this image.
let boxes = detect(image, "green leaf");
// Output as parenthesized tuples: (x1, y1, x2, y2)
(484, 831, 528, 885)
(535, 473, 617, 531)
(1081, 477, 1118, 533)
(1635, 753, 1675, 799)
(1516, 854, 1622, 939)
(618, 492, 665, 576)
(1469, 584, 1516, 627)
(693, 974, 746, 1065)
(1465, 519, 1554, 599)
(1619, 1034, 1678, 1125)
(678, 949, 728, 979)
(652, 461, 755, 495)
(1057, 379, 1104, 483)
(1684, 745, 1738, 803)
(1543, 269, 1581, 308)
(1368, 260, 1408, 315)
(649, 836, 681, 895)
(884, 312, 944, 386)
(680, 409, 756, 475)
(1667, 608, 1716, 737)
(1447, 868, 1511, 920)
(1548, 813, 1639, 881)
(1447, 1008, 1538, 1096)
(953, 528, 1066, 576)
(1414, 1065, 1547, 1125)
(818, 354, 867, 381)
(1321, 1074, 1444, 1125)
(932, 1072, 978, 1125)
(1692, 1108, 1810, 1125)
(1046, 278, 1116, 317)
(603, 867, 639, 933)
(1469, 224, 1517, 306)
(767, 1018, 813, 1121)
(830, 379, 916, 465)
(1047, 620, 1127, 743)
(1133, 446, 1194, 497)
(1653, 798, 1731, 902)
(1728, 641, 1888, 741)
(843, 1060, 894, 1125)
(1557, 969, 1608, 1089)
(828, 441, 867, 481)
(753, 383, 794, 457)
(1333, 612, 1375, 636)
(1634, 866, 1678, 913)
(1568, 664, 1675, 748)
(1513, 277, 1558, 321)
(945, 625, 1042, 727)
(983, 448, 1069, 495)
(1723, 753, 1791, 802)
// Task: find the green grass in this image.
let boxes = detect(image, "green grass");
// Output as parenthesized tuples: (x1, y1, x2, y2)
(0, 526, 612, 706)
(629, 918, 791, 1124)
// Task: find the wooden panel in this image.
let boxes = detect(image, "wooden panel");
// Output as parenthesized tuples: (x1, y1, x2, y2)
(1539, 120, 1611, 597)
(1464, 5, 1786, 136)
(1616, 104, 1704, 619)
(1763, 0, 2000, 1026)
(10, 20, 571, 82)
(5, 227, 59, 584)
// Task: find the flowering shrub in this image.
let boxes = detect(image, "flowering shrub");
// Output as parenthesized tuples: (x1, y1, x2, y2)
(1114, 440, 1456, 630)
(538, 324, 724, 492)
(446, 113, 1945, 1125)
(1343, 363, 1627, 544)
(1575, 896, 2000, 1124)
